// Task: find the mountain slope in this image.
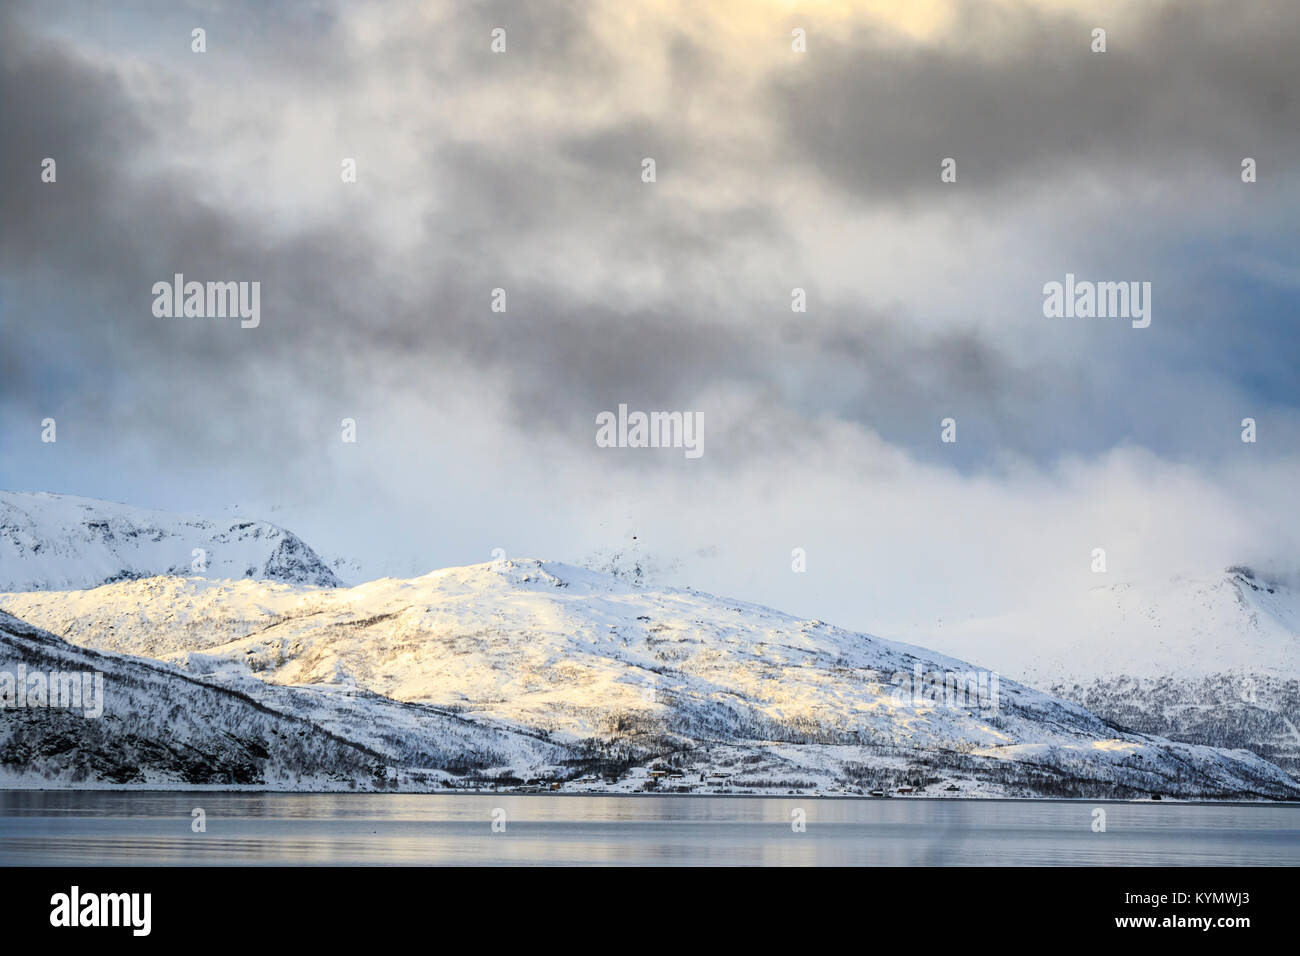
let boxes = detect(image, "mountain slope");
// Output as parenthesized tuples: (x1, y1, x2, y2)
(922, 567, 1300, 772)
(0, 610, 386, 787)
(0, 491, 342, 590)
(4, 559, 1296, 799)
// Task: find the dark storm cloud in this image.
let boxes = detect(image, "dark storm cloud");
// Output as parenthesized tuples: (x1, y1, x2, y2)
(0, 0, 773, 467)
(404, 138, 1056, 464)
(769, 0, 1300, 204)
(0, 4, 384, 474)
(2, 0, 1298, 494)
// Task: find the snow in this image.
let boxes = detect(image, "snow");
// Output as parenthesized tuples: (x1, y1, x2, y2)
(0, 491, 342, 591)
(913, 568, 1300, 774)
(920, 569, 1300, 685)
(3, 551, 1296, 798)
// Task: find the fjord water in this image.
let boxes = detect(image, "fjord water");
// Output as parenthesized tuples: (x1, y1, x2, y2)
(1, 792, 1297, 866)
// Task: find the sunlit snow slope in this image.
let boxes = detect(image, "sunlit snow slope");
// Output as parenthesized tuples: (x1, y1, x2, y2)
(4, 558, 1296, 798)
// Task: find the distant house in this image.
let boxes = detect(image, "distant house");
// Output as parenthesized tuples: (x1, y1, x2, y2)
(896, 787, 914, 794)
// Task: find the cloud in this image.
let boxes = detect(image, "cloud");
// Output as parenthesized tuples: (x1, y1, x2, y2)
(769, 0, 1300, 205)
(1, 0, 1296, 632)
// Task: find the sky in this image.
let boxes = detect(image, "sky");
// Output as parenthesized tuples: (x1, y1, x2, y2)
(2, 0, 1298, 639)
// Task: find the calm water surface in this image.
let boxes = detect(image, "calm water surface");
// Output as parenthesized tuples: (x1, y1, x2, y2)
(1, 792, 1297, 866)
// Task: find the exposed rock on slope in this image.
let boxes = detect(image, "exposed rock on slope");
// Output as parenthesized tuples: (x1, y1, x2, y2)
(0, 491, 342, 590)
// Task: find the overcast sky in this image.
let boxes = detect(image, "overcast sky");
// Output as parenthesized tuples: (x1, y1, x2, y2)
(2, 0, 1298, 637)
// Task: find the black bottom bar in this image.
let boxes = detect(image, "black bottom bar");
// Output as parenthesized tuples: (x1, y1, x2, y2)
(2, 866, 1282, 943)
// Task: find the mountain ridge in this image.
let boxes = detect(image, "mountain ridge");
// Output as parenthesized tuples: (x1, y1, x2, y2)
(0, 609, 391, 788)
(922, 567, 1300, 772)
(4, 556, 1296, 799)
(0, 490, 342, 591)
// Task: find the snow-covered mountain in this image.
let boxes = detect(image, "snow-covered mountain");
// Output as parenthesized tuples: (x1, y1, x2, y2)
(0, 491, 342, 591)
(0, 609, 387, 788)
(922, 567, 1300, 772)
(4, 559, 1297, 798)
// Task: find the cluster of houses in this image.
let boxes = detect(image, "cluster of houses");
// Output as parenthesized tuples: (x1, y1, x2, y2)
(507, 781, 566, 793)
(494, 769, 966, 796)
(646, 769, 733, 786)
(495, 769, 735, 793)
(868, 783, 962, 796)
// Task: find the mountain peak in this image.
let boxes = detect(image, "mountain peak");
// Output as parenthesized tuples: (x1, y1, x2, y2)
(0, 490, 342, 590)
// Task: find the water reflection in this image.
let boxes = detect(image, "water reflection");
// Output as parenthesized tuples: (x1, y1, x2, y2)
(0, 792, 1296, 866)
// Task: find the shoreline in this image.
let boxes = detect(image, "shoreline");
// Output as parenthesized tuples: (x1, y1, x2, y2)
(2, 786, 1296, 808)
